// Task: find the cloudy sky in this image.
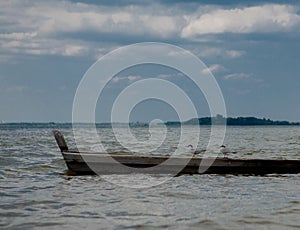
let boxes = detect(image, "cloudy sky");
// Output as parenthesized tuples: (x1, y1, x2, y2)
(1, 0, 300, 122)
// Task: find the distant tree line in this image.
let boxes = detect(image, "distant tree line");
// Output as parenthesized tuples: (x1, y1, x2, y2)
(165, 115, 300, 126)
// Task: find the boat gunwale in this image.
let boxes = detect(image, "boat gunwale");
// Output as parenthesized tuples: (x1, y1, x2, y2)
(61, 150, 300, 163)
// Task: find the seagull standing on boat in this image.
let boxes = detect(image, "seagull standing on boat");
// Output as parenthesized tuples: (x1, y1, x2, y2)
(219, 145, 236, 158)
(187, 145, 206, 157)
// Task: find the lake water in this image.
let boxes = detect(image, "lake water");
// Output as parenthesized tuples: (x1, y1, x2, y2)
(1, 124, 300, 229)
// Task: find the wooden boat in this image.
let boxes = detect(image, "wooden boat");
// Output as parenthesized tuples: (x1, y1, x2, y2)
(53, 130, 300, 175)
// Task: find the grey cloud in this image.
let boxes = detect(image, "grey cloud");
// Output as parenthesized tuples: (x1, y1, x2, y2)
(1, 1, 300, 60)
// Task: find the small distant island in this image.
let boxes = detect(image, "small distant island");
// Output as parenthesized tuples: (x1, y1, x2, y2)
(165, 115, 300, 126)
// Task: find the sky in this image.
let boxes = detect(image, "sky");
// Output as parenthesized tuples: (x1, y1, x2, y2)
(0, 0, 300, 122)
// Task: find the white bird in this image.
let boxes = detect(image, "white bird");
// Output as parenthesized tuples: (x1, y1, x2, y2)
(219, 145, 237, 158)
(187, 145, 206, 157)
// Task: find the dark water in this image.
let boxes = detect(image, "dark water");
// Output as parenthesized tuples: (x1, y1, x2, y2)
(1, 125, 300, 229)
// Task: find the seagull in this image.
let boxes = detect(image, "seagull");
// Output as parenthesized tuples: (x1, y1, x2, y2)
(187, 145, 206, 157)
(219, 145, 237, 158)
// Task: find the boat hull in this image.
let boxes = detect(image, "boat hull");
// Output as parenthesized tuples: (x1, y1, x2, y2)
(61, 151, 300, 175)
(53, 130, 300, 175)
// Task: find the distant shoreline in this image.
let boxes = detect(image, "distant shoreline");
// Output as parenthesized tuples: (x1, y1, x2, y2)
(0, 116, 299, 127)
(166, 115, 300, 126)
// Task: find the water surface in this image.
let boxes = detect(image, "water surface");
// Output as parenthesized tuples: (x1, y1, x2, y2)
(1, 125, 300, 229)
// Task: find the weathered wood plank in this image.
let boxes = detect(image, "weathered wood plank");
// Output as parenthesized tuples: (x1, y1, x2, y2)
(53, 130, 68, 152)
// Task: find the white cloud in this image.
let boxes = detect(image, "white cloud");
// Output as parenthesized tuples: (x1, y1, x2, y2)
(127, 75, 141, 81)
(158, 74, 173, 79)
(0, 1, 184, 60)
(167, 50, 190, 57)
(202, 64, 227, 74)
(0, 1, 299, 61)
(224, 73, 250, 80)
(0, 36, 89, 57)
(0, 32, 37, 40)
(1, 1, 181, 38)
(111, 77, 122, 83)
(158, 73, 185, 79)
(182, 4, 300, 38)
(194, 47, 246, 59)
(111, 75, 142, 83)
(63, 45, 86, 56)
(225, 50, 245, 58)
